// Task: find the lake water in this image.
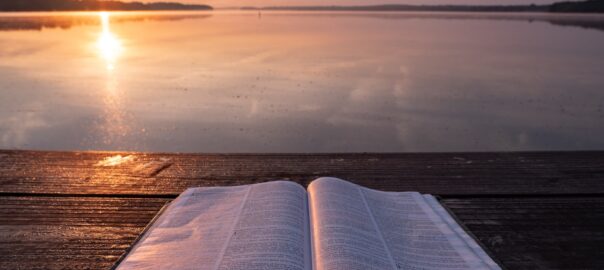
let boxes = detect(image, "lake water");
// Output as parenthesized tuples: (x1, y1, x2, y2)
(1, 11, 603, 153)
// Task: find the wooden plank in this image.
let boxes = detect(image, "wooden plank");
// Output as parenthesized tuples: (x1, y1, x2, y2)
(3, 195, 604, 269)
(0, 196, 169, 270)
(1, 150, 604, 269)
(1, 150, 604, 195)
(442, 197, 604, 270)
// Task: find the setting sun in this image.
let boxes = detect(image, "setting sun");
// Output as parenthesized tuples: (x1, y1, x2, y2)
(97, 12, 122, 70)
(1, 0, 604, 269)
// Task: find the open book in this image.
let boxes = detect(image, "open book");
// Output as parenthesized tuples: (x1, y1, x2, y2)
(116, 177, 500, 270)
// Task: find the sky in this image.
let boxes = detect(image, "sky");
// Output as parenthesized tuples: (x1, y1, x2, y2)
(157, 0, 572, 8)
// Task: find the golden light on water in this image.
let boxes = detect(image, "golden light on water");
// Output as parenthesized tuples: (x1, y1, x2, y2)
(93, 12, 131, 148)
(97, 12, 122, 71)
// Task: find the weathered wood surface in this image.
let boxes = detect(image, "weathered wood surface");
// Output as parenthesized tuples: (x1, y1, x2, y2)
(443, 197, 604, 270)
(0, 196, 169, 270)
(1, 150, 604, 195)
(1, 150, 604, 269)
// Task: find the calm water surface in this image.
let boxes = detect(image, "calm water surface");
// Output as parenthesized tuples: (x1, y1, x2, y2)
(1, 11, 603, 152)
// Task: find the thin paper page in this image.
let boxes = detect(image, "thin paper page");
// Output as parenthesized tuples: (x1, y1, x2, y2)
(308, 177, 397, 270)
(362, 186, 493, 269)
(217, 181, 311, 270)
(117, 181, 311, 270)
(309, 177, 498, 270)
(116, 185, 250, 269)
(423, 195, 500, 269)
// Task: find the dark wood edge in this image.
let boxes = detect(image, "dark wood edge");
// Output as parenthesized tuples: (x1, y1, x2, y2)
(110, 201, 172, 270)
(436, 196, 507, 270)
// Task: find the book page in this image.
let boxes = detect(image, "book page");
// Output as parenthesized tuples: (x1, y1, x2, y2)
(423, 195, 500, 269)
(308, 177, 397, 270)
(117, 181, 311, 270)
(308, 177, 499, 270)
(217, 181, 311, 270)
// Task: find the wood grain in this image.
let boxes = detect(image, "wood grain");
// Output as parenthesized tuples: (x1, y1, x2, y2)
(443, 197, 604, 270)
(1, 150, 603, 269)
(1, 150, 604, 195)
(0, 196, 169, 270)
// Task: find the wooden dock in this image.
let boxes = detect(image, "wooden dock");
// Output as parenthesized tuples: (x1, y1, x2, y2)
(1, 150, 603, 269)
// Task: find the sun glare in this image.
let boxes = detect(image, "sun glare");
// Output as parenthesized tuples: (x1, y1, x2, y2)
(97, 12, 123, 71)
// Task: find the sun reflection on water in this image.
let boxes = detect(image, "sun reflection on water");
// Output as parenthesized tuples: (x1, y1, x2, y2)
(92, 12, 133, 149)
(97, 12, 122, 71)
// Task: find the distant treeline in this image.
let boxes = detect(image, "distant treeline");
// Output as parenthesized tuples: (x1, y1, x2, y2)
(243, 0, 604, 13)
(243, 4, 549, 12)
(550, 0, 604, 13)
(0, 0, 212, 11)
(2, 0, 602, 13)
(0, 14, 212, 31)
